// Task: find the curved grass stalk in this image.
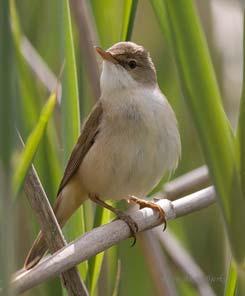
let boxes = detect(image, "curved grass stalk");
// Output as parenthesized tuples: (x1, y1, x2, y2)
(13, 92, 57, 196)
(160, 0, 245, 264)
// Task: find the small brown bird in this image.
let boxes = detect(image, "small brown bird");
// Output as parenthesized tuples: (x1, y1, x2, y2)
(24, 42, 181, 270)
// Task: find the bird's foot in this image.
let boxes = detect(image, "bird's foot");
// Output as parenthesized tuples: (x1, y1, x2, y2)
(115, 211, 139, 246)
(89, 193, 139, 247)
(128, 196, 167, 231)
(89, 193, 139, 245)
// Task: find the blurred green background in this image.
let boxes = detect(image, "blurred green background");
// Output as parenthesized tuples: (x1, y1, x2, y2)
(1, 0, 245, 295)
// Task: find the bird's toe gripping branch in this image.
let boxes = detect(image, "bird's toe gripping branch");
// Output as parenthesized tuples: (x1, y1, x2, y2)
(128, 196, 167, 231)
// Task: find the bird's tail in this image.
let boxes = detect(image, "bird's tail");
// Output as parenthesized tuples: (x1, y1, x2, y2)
(24, 182, 87, 270)
(24, 193, 64, 270)
(24, 231, 47, 270)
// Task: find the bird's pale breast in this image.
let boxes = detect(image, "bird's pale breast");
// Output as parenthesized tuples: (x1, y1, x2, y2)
(79, 88, 180, 201)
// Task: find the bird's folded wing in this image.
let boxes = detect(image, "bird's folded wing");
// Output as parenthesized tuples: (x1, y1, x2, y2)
(57, 101, 103, 195)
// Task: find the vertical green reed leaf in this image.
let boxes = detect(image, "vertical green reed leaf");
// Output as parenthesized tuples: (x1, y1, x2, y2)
(90, 0, 124, 48)
(120, 0, 138, 41)
(0, 2, 14, 170)
(235, 12, 245, 294)
(11, 2, 62, 294)
(108, 247, 120, 295)
(60, 0, 87, 278)
(238, 11, 245, 199)
(13, 92, 57, 195)
(161, 0, 245, 263)
(150, 0, 170, 42)
(0, 1, 15, 294)
(111, 260, 121, 296)
(10, 0, 39, 128)
(10, 0, 62, 199)
(61, 0, 80, 161)
(88, 207, 110, 295)
(225, 261, 237, 296)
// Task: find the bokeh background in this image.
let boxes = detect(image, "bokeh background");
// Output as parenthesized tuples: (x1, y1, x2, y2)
(1, 0, 245, 295)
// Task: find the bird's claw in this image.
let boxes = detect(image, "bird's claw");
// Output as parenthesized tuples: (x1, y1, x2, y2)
(115, 212, 139, 246)
(129, 196, 167, 231)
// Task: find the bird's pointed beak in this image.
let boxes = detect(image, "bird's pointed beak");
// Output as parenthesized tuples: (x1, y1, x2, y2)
(95, 47, 118, 64)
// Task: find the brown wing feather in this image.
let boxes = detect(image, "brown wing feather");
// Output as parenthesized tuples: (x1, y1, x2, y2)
(57, 102, 103, 196)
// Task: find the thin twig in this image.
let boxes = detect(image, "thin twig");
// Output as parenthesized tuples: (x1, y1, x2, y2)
(164, 165, 210, 200)
(69, 0, 100, 103)
(22, 163, 88, 295)
(154, 228, 216, 296)
(139, 230, 178, 296)
(111, 260, 121, 296)
(13, 186, 216, 293)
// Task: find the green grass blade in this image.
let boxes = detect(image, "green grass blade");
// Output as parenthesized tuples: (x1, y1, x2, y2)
(238, 11, 245, 199)
(0, 1, 15, 169)
(224, 261, 237, 296)
(60, 0, 87, 279)
(235, 11, 245, 293)
(10, 0, 39, 129)
(61, 0, 80, 161)
(150, 0, 170, 41)
(120, 0, 138, 41)
(88, 206, 111, 295)
(90, 0, 124, 48)
(10, 0, 62, 199)
(112, 260, 121, 296)
(10, 2, 62, 294)
(159, 0, 245, 263)
(0, 1, 15, 294)
(105, 245, 119, 295)
(13, 92, 57, 195)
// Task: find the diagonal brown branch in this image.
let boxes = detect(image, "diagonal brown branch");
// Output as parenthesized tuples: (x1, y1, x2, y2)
(164, 165, 210, 200)
(23, 164, 88, 296)
(13, 186, 216, 293)
(154, 228, 216, 296)
(138, 230, 178, 296)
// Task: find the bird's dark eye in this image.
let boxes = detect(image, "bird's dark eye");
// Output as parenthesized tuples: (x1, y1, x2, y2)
(128, 60, 137, 69)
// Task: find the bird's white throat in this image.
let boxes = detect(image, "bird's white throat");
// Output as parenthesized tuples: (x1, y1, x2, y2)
(100, 60, 150, 94)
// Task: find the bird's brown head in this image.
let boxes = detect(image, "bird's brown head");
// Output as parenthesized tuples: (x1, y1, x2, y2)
(95, 42, 157, 92)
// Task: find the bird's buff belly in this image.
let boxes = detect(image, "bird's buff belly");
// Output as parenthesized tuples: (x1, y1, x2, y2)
(78, 132, 166, 201)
